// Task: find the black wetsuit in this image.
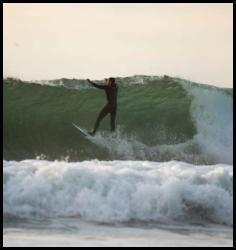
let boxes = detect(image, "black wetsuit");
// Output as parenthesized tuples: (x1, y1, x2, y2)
(88, 80, 118, 134)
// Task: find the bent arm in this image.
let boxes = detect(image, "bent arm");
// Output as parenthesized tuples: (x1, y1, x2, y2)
(87, 79, 107, 90)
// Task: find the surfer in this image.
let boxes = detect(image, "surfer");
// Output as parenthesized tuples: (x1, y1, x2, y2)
(87, 77, 118, 136)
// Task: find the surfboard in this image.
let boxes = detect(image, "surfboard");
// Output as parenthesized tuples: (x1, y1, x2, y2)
(72, 123, 90, 137)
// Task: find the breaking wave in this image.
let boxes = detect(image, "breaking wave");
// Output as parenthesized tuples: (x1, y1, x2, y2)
(3, 75, 233, 164)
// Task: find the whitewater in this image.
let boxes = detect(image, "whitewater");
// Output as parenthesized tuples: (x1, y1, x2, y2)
(3, 75, 233, 247)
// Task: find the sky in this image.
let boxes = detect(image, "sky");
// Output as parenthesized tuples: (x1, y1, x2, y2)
(3, 3, 233, 88)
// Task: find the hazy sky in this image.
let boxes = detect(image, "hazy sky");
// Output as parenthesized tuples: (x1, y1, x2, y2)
(3, 3, 233, 87)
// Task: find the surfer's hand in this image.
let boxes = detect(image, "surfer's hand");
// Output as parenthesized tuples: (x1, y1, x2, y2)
(87, 79, 92, 84)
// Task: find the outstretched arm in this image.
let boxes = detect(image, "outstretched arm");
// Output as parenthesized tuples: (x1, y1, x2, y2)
(87, 79, 107, 90)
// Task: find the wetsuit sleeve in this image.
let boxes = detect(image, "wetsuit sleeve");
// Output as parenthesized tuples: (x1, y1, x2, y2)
(88, 80, 107, 90)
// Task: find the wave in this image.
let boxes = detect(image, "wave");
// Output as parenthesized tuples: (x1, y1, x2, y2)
(3, 159, 233, 226)
(3, 75, 233, 164)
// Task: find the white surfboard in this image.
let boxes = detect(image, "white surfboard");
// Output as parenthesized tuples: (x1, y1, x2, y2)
(72, 123, 90, 137)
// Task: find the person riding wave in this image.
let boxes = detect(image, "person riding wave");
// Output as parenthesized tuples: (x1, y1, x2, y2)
(87, 77, 118, 136)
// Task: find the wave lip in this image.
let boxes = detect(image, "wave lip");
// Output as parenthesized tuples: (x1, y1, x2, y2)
(180, 79, 233, 164)
(3, 160, 233, 226)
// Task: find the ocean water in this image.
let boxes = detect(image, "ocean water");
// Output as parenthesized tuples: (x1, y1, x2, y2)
(3, 75, 233, 247)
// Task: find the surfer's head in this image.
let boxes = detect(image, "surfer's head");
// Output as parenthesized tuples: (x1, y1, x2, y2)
(108, 77, 115, 85)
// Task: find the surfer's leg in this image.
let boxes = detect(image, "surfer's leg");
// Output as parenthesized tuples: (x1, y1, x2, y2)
(110, 109, 117, 132)
(90, 105, 109, 135)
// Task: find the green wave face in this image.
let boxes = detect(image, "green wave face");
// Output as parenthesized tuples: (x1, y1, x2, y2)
(3, 76, 232, 164)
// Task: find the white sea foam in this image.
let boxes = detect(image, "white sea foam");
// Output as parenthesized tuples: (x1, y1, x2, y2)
(34, 79, 91, 90)
(180, 80, 233, 164)
(3, 159, 232, 226)
(88, 128, 215, 164)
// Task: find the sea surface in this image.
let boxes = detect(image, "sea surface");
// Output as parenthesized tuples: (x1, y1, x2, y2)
(3, 75, 233, 247)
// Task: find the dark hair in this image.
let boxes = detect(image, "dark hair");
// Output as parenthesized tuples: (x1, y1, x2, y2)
(109, 77, 115, 84)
